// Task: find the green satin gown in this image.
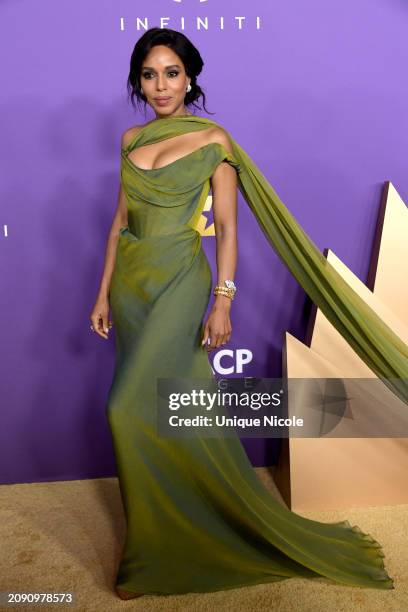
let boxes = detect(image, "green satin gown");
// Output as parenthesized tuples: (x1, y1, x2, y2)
(107, 114, 397, 595)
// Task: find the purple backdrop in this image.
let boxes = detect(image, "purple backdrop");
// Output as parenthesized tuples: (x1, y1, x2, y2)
(1, 0, 408, 484)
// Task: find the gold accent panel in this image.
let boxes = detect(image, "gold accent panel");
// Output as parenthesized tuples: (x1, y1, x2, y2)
(276, 181, 408, 512)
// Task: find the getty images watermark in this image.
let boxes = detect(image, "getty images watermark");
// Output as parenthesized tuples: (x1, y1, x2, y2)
(156, 377, 408, 438)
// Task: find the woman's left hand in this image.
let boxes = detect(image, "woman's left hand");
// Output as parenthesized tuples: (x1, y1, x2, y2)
(201, 299, 232, 352)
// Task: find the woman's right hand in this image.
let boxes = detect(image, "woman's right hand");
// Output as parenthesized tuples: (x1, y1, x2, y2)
(89, 295, 112, 340)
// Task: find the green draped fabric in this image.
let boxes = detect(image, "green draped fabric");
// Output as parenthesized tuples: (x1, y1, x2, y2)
(107, 114, 395, 595)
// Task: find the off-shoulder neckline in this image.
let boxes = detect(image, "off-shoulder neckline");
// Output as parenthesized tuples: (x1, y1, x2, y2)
(122, 141, 230, 173)
(121, 116, 219, 155)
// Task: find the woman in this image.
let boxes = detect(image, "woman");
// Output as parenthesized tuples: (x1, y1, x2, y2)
(90, 28, 397, 599)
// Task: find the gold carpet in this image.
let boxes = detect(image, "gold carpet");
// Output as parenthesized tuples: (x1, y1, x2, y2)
(0, 468, 406, 611)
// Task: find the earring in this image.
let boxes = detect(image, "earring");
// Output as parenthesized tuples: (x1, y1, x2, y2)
(140, 87, 144, 95)
(186, 84, 192, 93)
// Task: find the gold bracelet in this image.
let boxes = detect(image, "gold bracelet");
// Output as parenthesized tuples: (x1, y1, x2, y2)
(213, 286, 235, 300)
(214, 285, 236, 295)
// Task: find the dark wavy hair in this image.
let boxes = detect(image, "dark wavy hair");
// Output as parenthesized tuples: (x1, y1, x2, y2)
(127, 27, 213, 116)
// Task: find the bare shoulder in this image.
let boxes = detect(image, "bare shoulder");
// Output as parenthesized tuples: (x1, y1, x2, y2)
(206, 127, 234, 154)
(121, 125, 144, 149)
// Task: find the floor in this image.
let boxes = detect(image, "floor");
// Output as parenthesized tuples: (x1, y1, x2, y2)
(0, 469, 406, 611)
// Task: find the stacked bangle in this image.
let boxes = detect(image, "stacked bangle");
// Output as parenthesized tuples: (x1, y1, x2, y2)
(213, 280, 237, 301)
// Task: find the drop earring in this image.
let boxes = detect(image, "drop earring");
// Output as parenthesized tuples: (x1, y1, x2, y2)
(186, 84, 192, 92)
(140, 87, 144, 95)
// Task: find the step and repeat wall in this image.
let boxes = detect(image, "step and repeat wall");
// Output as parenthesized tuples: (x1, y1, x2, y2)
(1, 0, 408, 483)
